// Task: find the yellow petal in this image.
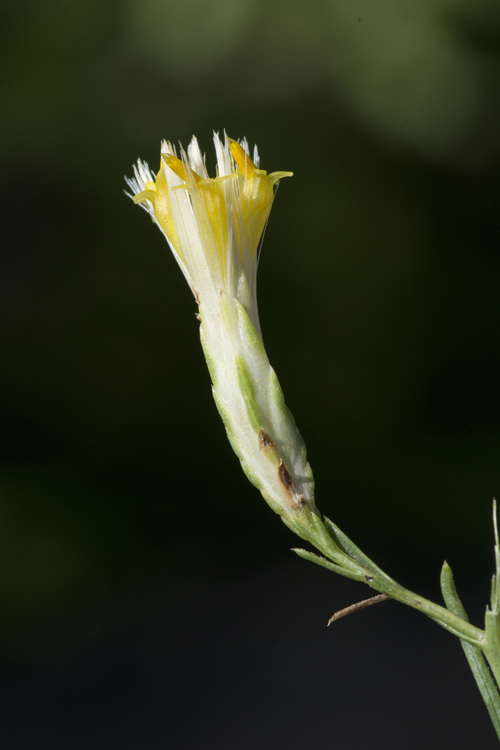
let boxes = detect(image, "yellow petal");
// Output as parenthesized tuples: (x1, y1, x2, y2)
(132, 179, 157, 204)
(228, 138, 257, 174)
(150, 167, 182, 257)
(163, 153, 202, 184)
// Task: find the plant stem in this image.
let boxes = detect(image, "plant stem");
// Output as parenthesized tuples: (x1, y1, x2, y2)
(357, 568, 485, 645)
(292, 506, 500, 740)
(441, 562, 500, 738)
(292, 511, 485, 645)
(485, 612, 500, 689)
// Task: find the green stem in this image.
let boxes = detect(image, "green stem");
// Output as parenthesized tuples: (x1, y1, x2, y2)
(441, 562, 500, 739)
(368, 573, 485, 645)
(291, 505, 500, 741)
(294, 544, 485, 645)
(485, 612, 500, 689)
(292, 510, 485, 645)
(283, 503, 500, 739)
(484, 500, 500, 695)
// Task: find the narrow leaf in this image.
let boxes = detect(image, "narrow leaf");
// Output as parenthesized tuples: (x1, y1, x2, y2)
(441, 561, 500, 739)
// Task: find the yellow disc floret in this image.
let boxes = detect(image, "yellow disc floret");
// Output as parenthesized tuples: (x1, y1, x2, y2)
(162, 153, 202, 185)
(228, 138, 258, 174)
(133, 167, 182, 258)
(228, 138, 293, 260)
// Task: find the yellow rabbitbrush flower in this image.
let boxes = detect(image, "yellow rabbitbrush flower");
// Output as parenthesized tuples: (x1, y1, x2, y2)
(127, 132, 317, 520)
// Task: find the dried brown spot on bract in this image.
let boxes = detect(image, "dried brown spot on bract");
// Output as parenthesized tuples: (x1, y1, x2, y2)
(278, 460, 293, 491)
(193, 287, 201, 304)
(278, 460, 305, 510)
(195, 313, 201, 321)
(259, 428, 273, 450)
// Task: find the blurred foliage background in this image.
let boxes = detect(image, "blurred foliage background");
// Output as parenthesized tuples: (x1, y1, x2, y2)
(2, 0, 500, 746)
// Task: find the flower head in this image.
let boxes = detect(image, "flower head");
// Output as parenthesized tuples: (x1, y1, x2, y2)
(127, 133, 316, 521)
(126, 132, 292, 329)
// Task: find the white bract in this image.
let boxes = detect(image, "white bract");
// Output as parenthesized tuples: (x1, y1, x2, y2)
(127, 132, 316, 518)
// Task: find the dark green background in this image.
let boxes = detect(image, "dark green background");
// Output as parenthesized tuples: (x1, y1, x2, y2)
(1, 0, 500, 746)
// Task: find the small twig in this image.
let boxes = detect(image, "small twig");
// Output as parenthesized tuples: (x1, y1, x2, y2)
(327, 594, 391, 626)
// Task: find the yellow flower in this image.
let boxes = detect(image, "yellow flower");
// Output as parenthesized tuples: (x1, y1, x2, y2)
(126, 133, 292, 326)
